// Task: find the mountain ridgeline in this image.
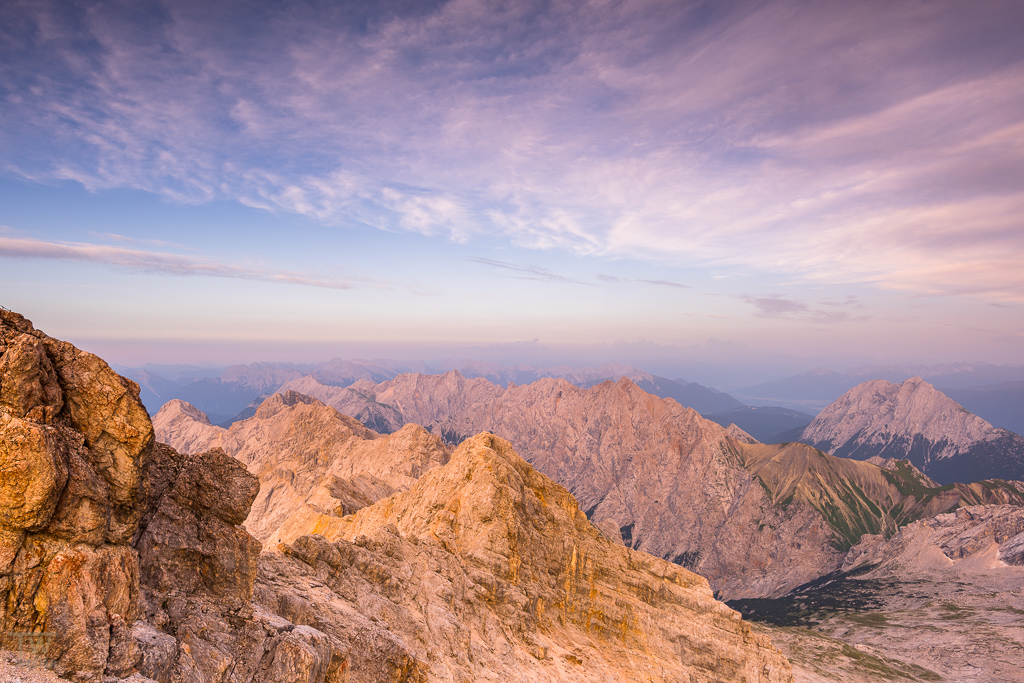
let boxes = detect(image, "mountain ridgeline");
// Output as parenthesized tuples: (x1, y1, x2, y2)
(158, 371, 1024, 599)
(123, 358, 745, 424)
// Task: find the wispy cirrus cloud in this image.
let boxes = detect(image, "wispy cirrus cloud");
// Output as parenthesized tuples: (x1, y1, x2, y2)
(0, 236, 357, 290)
(465, 257, 588, 284)
(3, 0, 1024, 301)
(597, 274, 689, 289)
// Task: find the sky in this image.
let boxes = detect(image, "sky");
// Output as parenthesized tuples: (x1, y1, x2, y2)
(1, 0, 1023, 383)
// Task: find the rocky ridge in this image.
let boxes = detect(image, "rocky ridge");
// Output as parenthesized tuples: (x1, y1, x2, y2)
(155, 391, 452, 544)
(259, 432, 794, 682)
(799, 377, 1024, 483)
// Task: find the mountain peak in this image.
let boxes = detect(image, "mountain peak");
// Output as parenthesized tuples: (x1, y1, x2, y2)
(161, 398, 213, 425)
(800, 377, 1024, 482)
(268, 432, 794, 681)
(253, 388, 323, 418)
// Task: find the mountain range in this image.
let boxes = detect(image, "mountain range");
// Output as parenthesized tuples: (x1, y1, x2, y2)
(123, 358, 745, 424)
(157, 371, 1024, 601)
(7, 307, 1024, 682)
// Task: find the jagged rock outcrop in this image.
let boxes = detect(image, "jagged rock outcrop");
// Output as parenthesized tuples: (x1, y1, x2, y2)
(265, 372, 1024, 598)
(799, 377, 1024, 483)
(132, 443, 269, 683)
(155, 392, 451, 543)
(260, 433, 794, 682)
(0, 309, 152, 680)
(130, 442, 358, 683)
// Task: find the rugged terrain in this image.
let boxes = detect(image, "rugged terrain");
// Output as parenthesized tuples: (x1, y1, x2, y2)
(155, 373, 1024, 599)
(799, 377, 1024, 483)
(1, 309, 794, 682)
(258, 433, 794, 683)
(733, 504, 1024, 682)
(156, 391, 452, 543)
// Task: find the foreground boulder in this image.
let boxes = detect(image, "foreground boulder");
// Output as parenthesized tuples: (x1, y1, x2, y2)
(1, 309, 152, 679)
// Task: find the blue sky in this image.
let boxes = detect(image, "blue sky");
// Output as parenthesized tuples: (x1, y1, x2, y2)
(2, 0, 1023, 378)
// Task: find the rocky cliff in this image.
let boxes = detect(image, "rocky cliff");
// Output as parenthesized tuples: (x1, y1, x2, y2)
(0, 308, 153, 679)
(799, 377, 1024, 483)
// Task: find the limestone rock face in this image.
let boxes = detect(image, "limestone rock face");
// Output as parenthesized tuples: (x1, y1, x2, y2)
(132, 443, 271, 683)
(0, 309, 154, 680)
(260, 433, 794, 683)
(800, 377, 1024, 483)
(155, 391, 451, 544)
(135, 444, 260, 601)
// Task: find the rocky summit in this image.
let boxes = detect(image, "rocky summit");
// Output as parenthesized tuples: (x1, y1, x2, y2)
(0, 309, 794, 682)
(799, 376, 1024, 483)
(258, 432, 794, 682)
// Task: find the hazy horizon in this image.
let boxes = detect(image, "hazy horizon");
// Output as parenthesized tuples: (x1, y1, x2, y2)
(3, 0, 1022, 371)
